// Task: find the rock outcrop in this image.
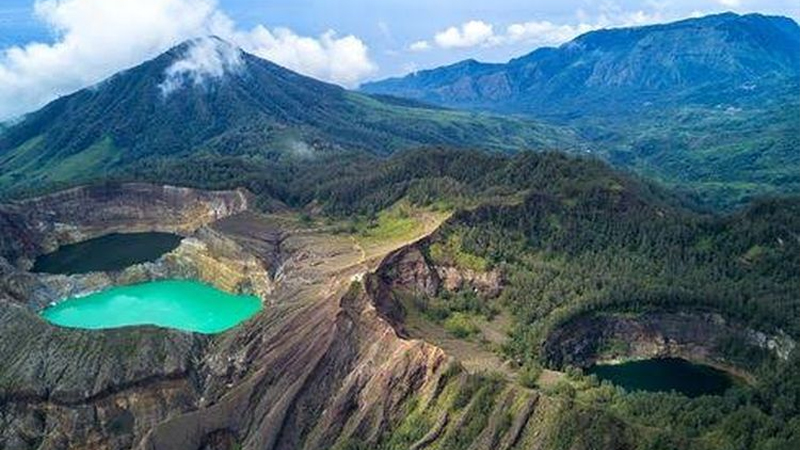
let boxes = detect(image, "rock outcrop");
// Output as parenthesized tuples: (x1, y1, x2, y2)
(543, 312, 796, 371)
(435, 265, 503, 298)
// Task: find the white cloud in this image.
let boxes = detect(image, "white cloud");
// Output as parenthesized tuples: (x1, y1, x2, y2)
(159, 37, 244, 97)
(0, 0, 377, 121)
(434, 20, 495, 48)
(234, 27, 376, 88)
(504, 21, 598, 47)
(715, 0, 742, 7)
(409, 40, 431, 52)
(418, 10, 667, 51)
(501, 10, 664, 47)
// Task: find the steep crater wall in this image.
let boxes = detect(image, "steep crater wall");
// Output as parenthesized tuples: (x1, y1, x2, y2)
(0, 184, 268, 311)
(0, 183, 251, 268)
(372, 244, 503, 335)
(543, 312, 796, 375)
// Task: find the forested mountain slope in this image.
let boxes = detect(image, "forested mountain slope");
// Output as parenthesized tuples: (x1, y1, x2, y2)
(0, 38, 576, 196)
(363, 13, 800, 208)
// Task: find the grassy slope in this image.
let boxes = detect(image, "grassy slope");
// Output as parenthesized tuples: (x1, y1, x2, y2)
(0, 136, 121, 190)
(345, 93, 581, 154)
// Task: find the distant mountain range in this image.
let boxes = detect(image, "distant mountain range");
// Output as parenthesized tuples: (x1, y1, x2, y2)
(363, 13, 799, 117)
(0, 38, 575, 195)
(363, 13, 800, 208)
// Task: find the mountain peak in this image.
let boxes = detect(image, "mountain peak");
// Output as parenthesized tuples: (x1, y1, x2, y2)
(167, 35, 239, 56)
(158, 36, 245, 96)
(0, 32, 575, 193)
(565, 12, 798, 51)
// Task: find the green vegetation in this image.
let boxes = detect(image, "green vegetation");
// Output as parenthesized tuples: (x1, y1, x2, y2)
(367, 369, 507, 450)
(0, 135, 120, 192)
(353, 201, 425, 245)
(534, 360, 800, 450)
(428, 233, 490, 272)
(411, 154, 799, 448)
(517, 363, 544, 389)
(0, 41, 579, 196)
(254, 147, 797, 449)
(593, 96, 800, 210)
(443, 313, 481, 339)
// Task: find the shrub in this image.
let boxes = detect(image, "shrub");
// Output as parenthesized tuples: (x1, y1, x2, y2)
(444, 313, 480, 339)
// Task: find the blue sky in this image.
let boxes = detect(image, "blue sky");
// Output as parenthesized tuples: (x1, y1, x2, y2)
(0, 0, 798, 120)
(4, 0, 799, 77)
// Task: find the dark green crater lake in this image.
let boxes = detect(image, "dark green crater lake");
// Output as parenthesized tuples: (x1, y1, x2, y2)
(32, 232, 182, 275)
(588, 358, 735, 397)
(41, 280, 262, 334)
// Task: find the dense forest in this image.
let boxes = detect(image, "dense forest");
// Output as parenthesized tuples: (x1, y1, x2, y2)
(329, 150, 800, 450)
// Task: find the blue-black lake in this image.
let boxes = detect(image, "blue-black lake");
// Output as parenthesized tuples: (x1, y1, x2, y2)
(588, 358, 735, 397)
(32, 232, 182, 275)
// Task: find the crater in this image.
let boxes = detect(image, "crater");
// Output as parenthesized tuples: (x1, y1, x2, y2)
(40, 280, 262, 334)
(32, 232, 182, 275)
(543, 311, 794, 388)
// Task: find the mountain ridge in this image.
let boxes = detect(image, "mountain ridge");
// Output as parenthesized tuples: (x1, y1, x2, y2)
(0, 37, 578, 196)
(362, 12, 800, 115)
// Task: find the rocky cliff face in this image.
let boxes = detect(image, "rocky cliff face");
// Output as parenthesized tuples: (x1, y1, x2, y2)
(377, 244, 503, 300)
(435, 265, 503, 298)
(371, 245, 503, 336)
(543, 312, 796, 372)
(0, 305, 203, 450)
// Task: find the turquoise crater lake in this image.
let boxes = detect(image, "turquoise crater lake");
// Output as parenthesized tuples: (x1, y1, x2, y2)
(41, 280, 262, 334)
